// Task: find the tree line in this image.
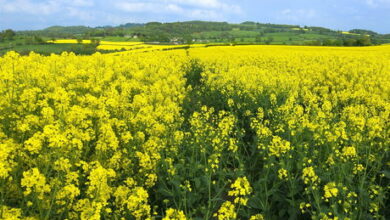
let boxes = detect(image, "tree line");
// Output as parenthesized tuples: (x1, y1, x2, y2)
(0, 29, 16, 41)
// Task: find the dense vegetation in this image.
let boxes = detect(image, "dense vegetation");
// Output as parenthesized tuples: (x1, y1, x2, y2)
(0, 45, 389, 219)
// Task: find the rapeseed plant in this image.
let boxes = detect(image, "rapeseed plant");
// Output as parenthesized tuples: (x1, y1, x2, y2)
(0, 45, 389, 219)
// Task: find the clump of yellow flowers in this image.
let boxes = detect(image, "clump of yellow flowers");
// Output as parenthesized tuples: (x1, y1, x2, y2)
(0, 44, 389, 219)
(228, 177, 253, 205)
(324, 182, 339, 200)
(21, 168, 51, 199)
(163, 208, 187, 220)
(302, 166, 319, 185)
(214, 201, 237, 220)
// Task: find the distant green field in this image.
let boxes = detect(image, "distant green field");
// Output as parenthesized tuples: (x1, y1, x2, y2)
(99, 36, 141, 42)
(190, 30, 346, 45)
(0, 43, 96, 56)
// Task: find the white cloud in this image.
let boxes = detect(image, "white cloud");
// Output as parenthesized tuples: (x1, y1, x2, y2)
(66, 7, 95, 21)
(69, 0, 94, 7)
(169, 0, 240, 12)
(189, 9, 220, 19)
(117, 2, 186, 14)
(166, 4, 185, 13)
(0, 0, 94, 15)
(365, 0, 390, 7)
(0, 0, 243, 28)
(171, 0, 221, 8)
(0, 0, 59, 15)
(281, 8, 317, 22)
(118, 2, 156, 13)
(115, 0, 241, 19)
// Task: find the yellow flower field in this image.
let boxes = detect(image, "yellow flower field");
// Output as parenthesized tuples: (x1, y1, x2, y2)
(47, 39, 208, 52)
(0, 45, 389, 219)
(47, 39, 146, 51)
(47, 39, 93, 44)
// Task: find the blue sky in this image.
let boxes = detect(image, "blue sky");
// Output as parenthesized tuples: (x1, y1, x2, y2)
(0, 0, 389, 33)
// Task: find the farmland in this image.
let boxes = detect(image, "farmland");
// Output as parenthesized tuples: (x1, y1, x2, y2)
(3, 21, 390, 57)
(0, 44, 389, 219)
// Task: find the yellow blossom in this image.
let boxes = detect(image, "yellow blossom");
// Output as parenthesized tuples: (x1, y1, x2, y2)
(278, 168, 288, 180)
(163, 208, 187, 220)
(21, 168, 51, 199)
(302, 166, 319, 184)
(324, 182, 339, 199)
(213, 201, 236, 220)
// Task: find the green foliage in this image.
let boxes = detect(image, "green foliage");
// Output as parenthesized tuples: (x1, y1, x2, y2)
(349, 29, 378, 35)
(24, 36, 45, 45)
(0, 43, 99, 56)
(0, 29, 16, 41)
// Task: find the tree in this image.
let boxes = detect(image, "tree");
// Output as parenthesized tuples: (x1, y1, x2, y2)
(228, 36, 236, 44)
(333, 39, 343, 46)
(343, 38, 356, 46)
(255, 36, 262, 43)
(24, 36, 45, 45)
(33, 36, 45, 44)
(323, 39, 333, 46)
(2, 29, 16, 40)
(241, 21, 256, 25)
(356, 36, 371, 46)
(184, 35, 193, 45)
(146, 22, 162, 28)
(349, 29, 378, 36)
(265, 37, 274, 45)
(90, 38, 100, 45)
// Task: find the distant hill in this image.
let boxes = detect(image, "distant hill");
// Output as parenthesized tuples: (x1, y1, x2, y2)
(11, 21, 390, 46)
(17, 26, 93, 38)
(349, 29, 378, 35)
(43, 26, 92, 34)
(118, 23, 144, 28)
(3, 21, 390, 56)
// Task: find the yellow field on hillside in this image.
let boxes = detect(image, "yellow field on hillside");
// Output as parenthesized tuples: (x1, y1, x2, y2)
(47, 39, 93, 44)
(47, 39, 209, 52)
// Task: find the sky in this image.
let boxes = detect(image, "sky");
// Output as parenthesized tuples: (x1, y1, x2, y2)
(0, 0, 389, 33)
